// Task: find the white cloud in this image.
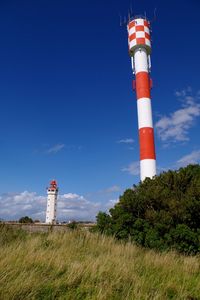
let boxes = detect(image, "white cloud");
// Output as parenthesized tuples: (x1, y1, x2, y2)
(105, 199, 118, 209)
(122, 161, 140, 175)
(101, 185, 121, 193)
(148, 150, 200, 174)
(57, 194, 101, 220)
(0, 191, 118, 222)
(117, 138, 134, 144)
(0, 191, 46, 221)
(46, 144, 65, 154)
(62, 193, 84, 200)
(155, 89, 200, 144)
(177, 150, 200, 167)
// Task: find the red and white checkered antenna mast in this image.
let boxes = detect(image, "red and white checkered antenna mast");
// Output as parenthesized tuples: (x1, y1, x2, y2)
(127, 15, 156, 181)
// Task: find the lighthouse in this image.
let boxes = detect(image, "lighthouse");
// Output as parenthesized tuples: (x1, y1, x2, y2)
(127, 16, 156, 181)
(45, 180, 58, 224)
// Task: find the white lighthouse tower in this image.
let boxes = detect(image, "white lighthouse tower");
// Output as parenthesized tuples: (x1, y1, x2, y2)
(45, 180, 58, 224)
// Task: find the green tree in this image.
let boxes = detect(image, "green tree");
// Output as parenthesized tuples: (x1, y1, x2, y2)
(19, 216, 33, 223)
(96, 211, 113, 235)
(96, 164, 200, 254)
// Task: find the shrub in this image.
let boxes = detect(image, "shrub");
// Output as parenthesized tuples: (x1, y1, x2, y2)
(96, 164, 200, 254)
(19, 216, 33, 223)
(68, 221, 78, 230)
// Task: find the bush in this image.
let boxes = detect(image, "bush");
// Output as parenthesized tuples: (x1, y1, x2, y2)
(19, 216, 33, 223)
(170, 224, 199, 254)
(96, 165, 200, 254)
(67, 221, 78, 230)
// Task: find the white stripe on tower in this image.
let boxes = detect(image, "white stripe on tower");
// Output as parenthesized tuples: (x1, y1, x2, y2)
(127, 18, 156, 181)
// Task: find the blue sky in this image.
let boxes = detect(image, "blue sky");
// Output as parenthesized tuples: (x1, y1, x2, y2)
(0, 0, 200, 221)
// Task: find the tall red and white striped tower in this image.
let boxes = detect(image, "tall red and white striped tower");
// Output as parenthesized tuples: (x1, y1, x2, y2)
(127, 16, 156, 181)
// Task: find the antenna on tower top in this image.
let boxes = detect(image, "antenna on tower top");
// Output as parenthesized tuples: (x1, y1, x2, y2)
(119, 1, 135, 28)
(130, 2, 133, 16)
(119, 13, 132, 27)
(151, 7, 157, 23)
(128, 10, 131, 22)
(119, 14, 122, 26)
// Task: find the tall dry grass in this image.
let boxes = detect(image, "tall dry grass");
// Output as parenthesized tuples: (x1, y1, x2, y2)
(0, 225, 199, 299)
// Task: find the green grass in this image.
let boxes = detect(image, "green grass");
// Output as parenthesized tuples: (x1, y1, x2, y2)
(0, 225, 200, 299)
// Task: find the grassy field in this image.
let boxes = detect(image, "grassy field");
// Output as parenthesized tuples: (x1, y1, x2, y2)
(0, 225, 200, 300)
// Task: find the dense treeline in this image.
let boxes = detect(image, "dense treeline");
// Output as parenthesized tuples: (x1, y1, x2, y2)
(96, 165, 200, 254)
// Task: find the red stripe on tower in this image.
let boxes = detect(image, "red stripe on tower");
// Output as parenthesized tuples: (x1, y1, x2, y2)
(139, 127, 156, 160)
(135, 72, 151, 99)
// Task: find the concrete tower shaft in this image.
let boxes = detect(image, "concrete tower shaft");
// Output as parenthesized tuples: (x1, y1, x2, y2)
(127, 17, 156, 181)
